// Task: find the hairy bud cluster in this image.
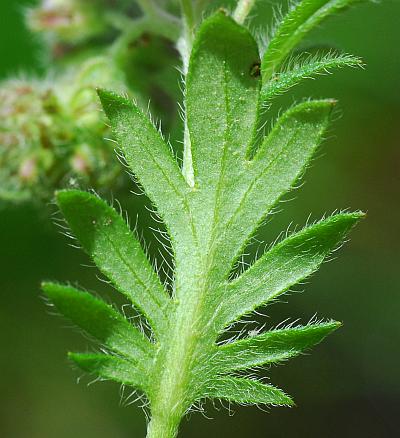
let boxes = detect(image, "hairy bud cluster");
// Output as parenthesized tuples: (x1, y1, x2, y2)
(1, 0, 181, 202)
(26, 0, 107, 44)
(0, 57, 128, 201)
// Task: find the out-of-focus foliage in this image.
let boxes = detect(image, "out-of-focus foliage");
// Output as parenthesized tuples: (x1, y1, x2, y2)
(27, 0, 109, 44)
(0, 0, 181, 202)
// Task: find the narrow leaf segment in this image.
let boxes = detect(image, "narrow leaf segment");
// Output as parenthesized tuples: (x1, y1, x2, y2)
(42, 282, 153, 362)
(56, 190, 171, 338)
(69, 353, 148, 391)
(214, 321, 341, 372)
(261, 53, 363, 103)
(215, 213, 363, 329)
(205, 377, 294, 406)
(261, 0, 366, 81)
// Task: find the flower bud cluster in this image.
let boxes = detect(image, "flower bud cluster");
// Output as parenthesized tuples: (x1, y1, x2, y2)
(0, 57, 128, 201)
(26, 0, 108, 44)
(1, 0, 181, 202)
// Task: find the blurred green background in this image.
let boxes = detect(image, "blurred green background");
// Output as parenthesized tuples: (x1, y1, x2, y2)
(1, 0, 399, 437)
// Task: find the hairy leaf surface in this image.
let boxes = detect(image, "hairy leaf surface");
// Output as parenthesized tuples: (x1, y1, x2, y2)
(97, 89, 193, 244)
(214, 322, 340, 372)
(261, 53, 362, 103)
(43, 6, 366, 437)
(215, 212, 363, 329)
(42, 282, 153, 362)
(213, 100, 335, 278)
(205, 377, 293, 406)
(69, 353, 148, 390)
(261, 0, 365, 81)
(56, 190, 170, 337)
(186, 12, 260, 247)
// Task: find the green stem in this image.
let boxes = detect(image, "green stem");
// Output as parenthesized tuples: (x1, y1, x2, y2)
(179, 0, 196, 185)
(146, 409, 180, 438)
(182, 123, 195, 187)
(147, 13, 181, 41)
(179, 0, 195, 72)
(180, 0, 196, 36)
(109, 17, 147, 66)
(109, 1, 181, 40)
(233, 0, 257, 24)
(145, 315, 191, 438)
(145, 280, 204, 438)
(135, 0, 164, 18)
(108, 11, 180, 66)
(193, 0, 213, 19)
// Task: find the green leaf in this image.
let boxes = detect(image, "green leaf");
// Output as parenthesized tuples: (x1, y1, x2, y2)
(204, 377, 293, 406)
(215, 213, 363, 329)
(213, 99, 335, 279)
(97, 89, 192, 242)
(69, 353, 148, 390)
(44, 3, 367, 432)
(261, 0, 365, 81)
(214, 322, 341, 372)
(42, 282, 153, 362)
(186, 12, 260, 247)
(56, 189, 170, 338)
(261, 53, 363, 102)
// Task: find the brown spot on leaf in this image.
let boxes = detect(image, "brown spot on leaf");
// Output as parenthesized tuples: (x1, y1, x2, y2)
(250, 62, 261, 78)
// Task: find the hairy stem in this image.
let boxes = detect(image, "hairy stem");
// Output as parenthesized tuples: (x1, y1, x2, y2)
(179, 0, 196, 185)
(179, 0, 196, 72)
(180, 0, 196, 38)
(193, 0, 213, 19)
(120, 0, 180, 40)
(146, 408, 180, 438)
(182, 124, 195, 187)
(233, 0, 257, 24)
(146, 266, 208, 438)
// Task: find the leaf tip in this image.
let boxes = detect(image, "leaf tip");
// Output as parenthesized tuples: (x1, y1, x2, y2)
(325, 320, 343, 334)
(96, 87, 112, 104)
(41, 281, 60, 299)
(55, 189, 95, 214)
(68, 351, 77, 361)
(326, 98, 338, 106)
(281, 392, 295, 407)
(41, 280, 51, 291)
(97, 88, 131, 119)
(68, 352, 93, 370)
(288, 99, 338, 123)
(332, 320, 343, 329)
(338, 210, 366, 230)
(55, 188, 79, 205)
(353, 210, 367, 220)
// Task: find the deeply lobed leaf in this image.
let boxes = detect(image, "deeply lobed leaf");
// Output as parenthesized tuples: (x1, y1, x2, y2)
(44, 5, 367, 433)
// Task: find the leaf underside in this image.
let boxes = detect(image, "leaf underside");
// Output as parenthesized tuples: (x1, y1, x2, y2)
(43, 0, 365, 426)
